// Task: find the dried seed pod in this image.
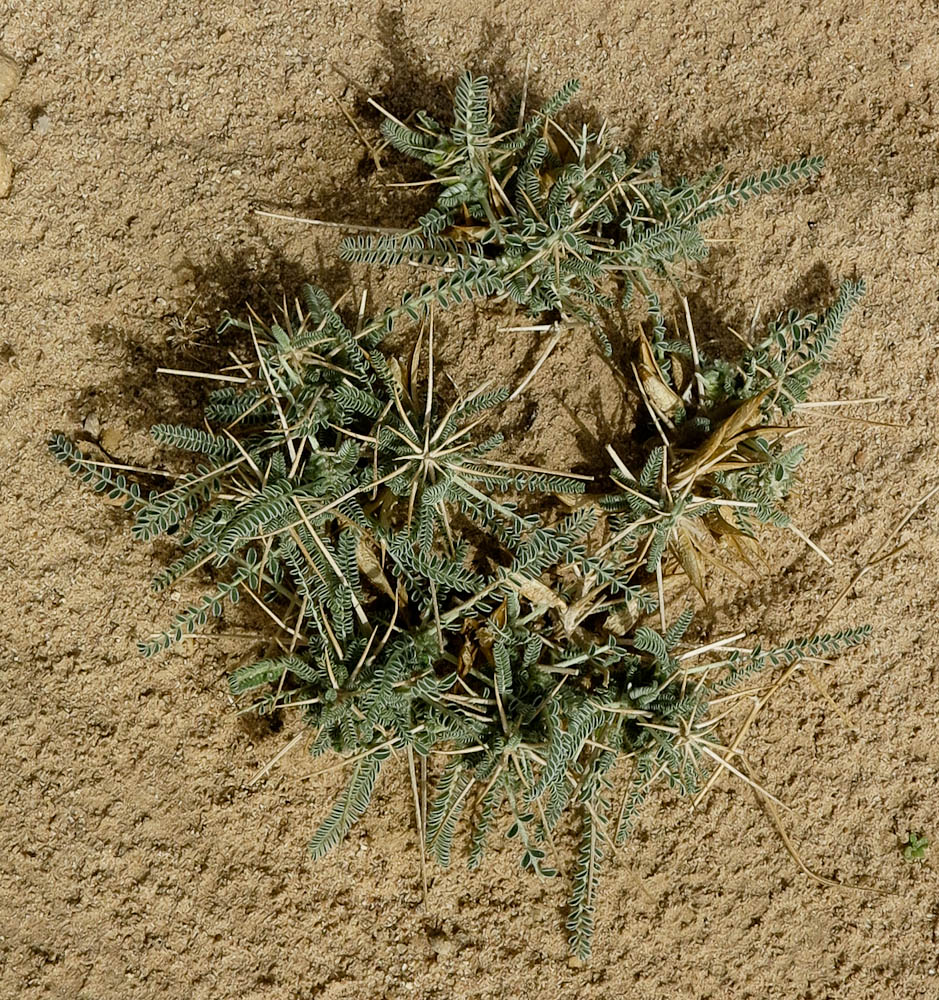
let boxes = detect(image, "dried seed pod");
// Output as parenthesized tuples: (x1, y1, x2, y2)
(0, 145, 11, 198)
(0, 53, 20, 104)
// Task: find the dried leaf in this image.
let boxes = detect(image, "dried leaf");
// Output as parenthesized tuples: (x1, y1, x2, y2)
(408, 328, 424, 404)
(676, 393, 771, 489)
(357, 537, 396, 599)
(704, 509, 749, 537)
(726, 532, 765, 571)
(561, 594, 598, 636)
(513, 575, 567, 611)
(637, 330, 683, 418)
(448, 224, 490, 242)
(461, 600, 507, 670)
(457, 636, 476, 676)
(672, 522, 707, 600)
(476, 628, 495, 667)
(669, 354, 686, 394)
(602, 599, 642, 637)
(700, 393, 767, 455)
(387, 356, 414, 409)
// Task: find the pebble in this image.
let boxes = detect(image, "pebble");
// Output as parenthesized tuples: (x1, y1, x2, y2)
(99, 427, 123, 454)
(0, 145, 10, 198)
(0, 52, 19, 104)
(430, 937, 457, 960)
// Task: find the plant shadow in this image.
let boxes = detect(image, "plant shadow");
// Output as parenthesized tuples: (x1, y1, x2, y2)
(683, 261, 841, 369)
(68, 247, 348, 440)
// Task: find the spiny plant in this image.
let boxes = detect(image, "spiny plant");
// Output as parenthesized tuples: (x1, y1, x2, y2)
(598, 279, 867, 600)
(50, 288, 585, 658)
(341, 70, 823, 350)
(50, 277, 871, 960)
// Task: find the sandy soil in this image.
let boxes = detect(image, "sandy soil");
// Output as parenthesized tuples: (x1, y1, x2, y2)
(1, 1, 938, 998)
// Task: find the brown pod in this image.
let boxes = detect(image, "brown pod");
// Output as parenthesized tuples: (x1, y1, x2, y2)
(0, 145, 11, 198)
(0, 52, 20, 104)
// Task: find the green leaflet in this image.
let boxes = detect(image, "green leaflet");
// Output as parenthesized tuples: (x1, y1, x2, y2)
(309, 749, 388, 860)
(346, 70, 825, 347)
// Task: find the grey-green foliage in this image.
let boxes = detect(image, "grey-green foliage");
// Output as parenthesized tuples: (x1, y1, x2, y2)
(49, 434, 143, 510)
(50, 277, 871, 961)
(342, 70, 823, 348)
(52, 287, 585, 658)
(699, 278, 867, 416)
(599, 281, 866, 590)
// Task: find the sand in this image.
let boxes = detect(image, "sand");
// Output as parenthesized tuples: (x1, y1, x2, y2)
(1, 1, 938, 998)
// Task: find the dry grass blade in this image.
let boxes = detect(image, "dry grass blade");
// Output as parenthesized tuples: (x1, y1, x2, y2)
(254, 208, 406, 235)
(327, 86, 383, 173)
(407, 746, 429, 903)
(248, 728, 308, 787)
(744, 760, 893, 896)
(694, 481, 939, 811)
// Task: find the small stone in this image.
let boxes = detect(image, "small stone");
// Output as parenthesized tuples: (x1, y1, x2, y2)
(430, 937, 457, 960)
(0, 145, 10, 198)
(567, 955, 586, 969)
(0, 53, 20, 104)
(34, 114, 52, 135)
(99, 427, 123, 453)
(82, 413, 101, 437)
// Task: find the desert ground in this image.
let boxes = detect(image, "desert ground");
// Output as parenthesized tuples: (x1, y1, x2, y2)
(1, 1, 938, 998)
